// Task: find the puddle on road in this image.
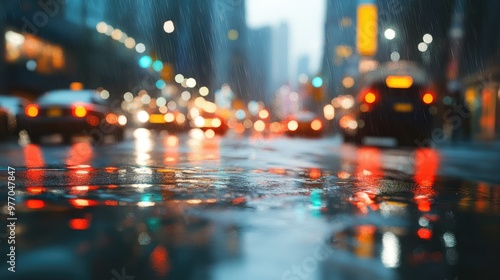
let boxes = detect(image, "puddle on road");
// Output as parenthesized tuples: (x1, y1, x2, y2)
(1, 147, 500, 279)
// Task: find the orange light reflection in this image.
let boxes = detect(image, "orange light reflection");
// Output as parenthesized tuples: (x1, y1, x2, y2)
(69, 218, 90, 230)
(66, 142, 94, 166)
(413, 148, 439, 212)
(24, 144, 45, 186)
(150, 245, 170, 276)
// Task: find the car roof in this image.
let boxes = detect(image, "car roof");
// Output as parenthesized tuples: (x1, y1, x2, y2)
(0, 95, 29, 114)
(286, 111, 318, 121)
(37, 90, 101, 105)
(360, 61, 430, 87)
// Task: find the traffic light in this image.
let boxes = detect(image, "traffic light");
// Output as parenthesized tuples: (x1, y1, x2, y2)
(310, 77, 324, 102)
(312, 76, 323, 88)
(138, 55, 152, 68)
(152, 60, 164, 72)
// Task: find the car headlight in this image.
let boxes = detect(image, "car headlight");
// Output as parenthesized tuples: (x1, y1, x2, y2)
(137, 111, 149, 123)
(118, 115, 127, 126)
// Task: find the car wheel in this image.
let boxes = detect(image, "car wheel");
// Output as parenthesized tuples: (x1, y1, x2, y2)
(343, 133, 353, 143)
(350, 130, 364, 145)
(353, 134, 364, 145)
(0, 115, 7, 139)
(29, 133, 42, 144)
(114, 128, 125, 142)
(62, 134, 73, 144)
(399, 129, 431, 147)
(91, 133, 103, 145)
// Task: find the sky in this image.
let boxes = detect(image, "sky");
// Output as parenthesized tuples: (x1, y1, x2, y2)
(246, 0, 326, 80)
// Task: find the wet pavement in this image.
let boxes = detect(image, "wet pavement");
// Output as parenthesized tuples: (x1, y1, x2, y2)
(1, 129, 500, 280)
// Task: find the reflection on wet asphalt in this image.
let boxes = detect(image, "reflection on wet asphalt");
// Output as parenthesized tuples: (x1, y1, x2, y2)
(1, 131, 500, 279)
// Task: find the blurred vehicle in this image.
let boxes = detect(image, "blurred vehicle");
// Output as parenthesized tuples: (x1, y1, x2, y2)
(0, 95, 29, 137)
(341, 61, 436, 146)
(0, 106, 8, 139)
(283, 111, 324, 138)
(136, 108, 188, 133)
(20, 89, 127, 143)
(191, 112, 228, 135)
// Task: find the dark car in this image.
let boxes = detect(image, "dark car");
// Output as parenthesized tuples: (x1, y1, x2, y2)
(20, 89, 127, 143)
(341, 62, 436, 146)
(0, 106, 8, 139)
(283, 111, 324, 138)
(0, 95, 29, 137)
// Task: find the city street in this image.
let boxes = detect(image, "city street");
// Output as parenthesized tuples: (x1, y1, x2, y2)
(1, 0, 500, 279)
(1, 130, 499, 279)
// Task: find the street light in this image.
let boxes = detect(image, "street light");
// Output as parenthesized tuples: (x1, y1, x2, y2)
(163, 20, 175, 33)
(390, 51, 400, 62)
(135, 43, 146, 53)
(384, 28, 396, 40)
(423, 33, 433, 44)
(418, 42, 428, 52)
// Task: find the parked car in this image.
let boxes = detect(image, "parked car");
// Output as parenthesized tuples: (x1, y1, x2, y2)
(20, 89, 127, 144)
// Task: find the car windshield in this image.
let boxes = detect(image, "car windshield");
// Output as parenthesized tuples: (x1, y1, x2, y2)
(37, 91, 96, 105)
(0, 96, 21, 114)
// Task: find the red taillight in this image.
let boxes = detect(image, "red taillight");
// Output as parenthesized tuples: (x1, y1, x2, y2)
(106, 113, 118, 124)
(417, 228, 432, 240)
(72, 105, 87, 118)
(364, 92, 377, 104)
(26, 104, 39, 117)
(287, 120, 298, 131)
(26, 199, 45, 209)
(422, 93, 434, 104)
(311, 119, 322, 131)
(69, 218, 90, 230)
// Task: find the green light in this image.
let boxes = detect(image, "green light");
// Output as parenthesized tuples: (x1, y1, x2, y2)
(156, 80, 166, 89)
(138, 55, 152, 68)
(152, 60, 163, 72)
(312, 77, 323, 88)
(310, 189, 322, 209)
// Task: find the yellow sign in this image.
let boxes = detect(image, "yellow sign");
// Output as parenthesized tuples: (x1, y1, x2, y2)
(393, 103, 413, 112)
(47, 108, 62, 117)
(356, 4, 378, 57)
(150, 114, 166, 124)
(70, 82, 84, 90)
(386, 76, 414, 89)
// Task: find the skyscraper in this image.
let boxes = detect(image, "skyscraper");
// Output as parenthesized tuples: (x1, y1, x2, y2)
(270, 22, 289, 95)
(297, 55, 311, 77)
(247, 26, 273, 104)
(210, 0, 249, 102)
(321, 0, 358, 99)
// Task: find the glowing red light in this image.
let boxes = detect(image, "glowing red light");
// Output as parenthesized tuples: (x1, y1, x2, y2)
(72, 105, 87, 118)
(69, 218, 90, 230)
(26, 104, 39, 117)
(105, 200, 118, 206)
(27, 186, 44, 194)
(309, 168, 322, 179)
(150, 245, 170, 276)
(26, 199, 45, 209)
(364, 92, 376, 103)
(70, 198, 97, 208)
(417, 228, 432, 240)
